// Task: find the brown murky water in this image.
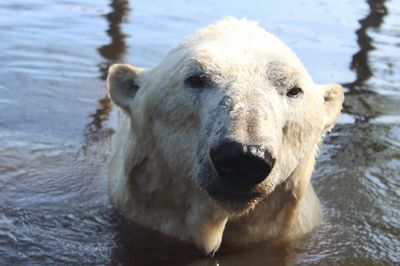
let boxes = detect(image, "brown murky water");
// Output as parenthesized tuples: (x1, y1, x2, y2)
(0, 0, 399, 265)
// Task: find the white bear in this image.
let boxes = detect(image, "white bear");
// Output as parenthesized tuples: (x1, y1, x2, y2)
(107, 17, 344, 255)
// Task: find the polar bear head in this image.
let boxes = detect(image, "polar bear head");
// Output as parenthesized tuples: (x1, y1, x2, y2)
(107, 17, 344, 214)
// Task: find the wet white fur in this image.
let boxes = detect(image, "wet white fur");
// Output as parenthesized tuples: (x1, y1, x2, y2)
(107, 17, 344, 255)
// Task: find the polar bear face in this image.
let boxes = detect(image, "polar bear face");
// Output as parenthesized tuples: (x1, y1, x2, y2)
(108, 18, 343, 213)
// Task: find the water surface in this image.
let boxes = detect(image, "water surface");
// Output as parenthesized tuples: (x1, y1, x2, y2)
(0, 0, 399, 265)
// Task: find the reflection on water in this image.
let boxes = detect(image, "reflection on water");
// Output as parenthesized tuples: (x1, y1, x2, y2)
(83, 0, 129, 147)
(97, 0, 129, 79)
(343, 0, 388, 122)
(348, 0, 387, 90)
(0, 0, 399, 265)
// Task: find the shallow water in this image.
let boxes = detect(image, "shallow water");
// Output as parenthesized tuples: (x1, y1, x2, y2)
(0, 0, 399, 265)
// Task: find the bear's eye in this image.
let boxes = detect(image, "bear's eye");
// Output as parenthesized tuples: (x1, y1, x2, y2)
(185, 75, 206, 89)
(287, 87, 303, 98)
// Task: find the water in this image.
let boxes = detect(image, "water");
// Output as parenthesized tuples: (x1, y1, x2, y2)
(0, 0, 399, 265)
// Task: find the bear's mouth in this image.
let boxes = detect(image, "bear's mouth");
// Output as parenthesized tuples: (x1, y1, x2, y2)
(207, 186, 262, 206)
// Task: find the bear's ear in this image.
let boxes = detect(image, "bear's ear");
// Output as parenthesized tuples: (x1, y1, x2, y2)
(321, 83, 344, 133)
(107, 64, 143, 112)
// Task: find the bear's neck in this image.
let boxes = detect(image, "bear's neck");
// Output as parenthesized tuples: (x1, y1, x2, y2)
(122, 148, 322, 248)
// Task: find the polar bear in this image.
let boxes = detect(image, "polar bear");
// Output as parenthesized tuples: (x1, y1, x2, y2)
(107, 17, 344, 255)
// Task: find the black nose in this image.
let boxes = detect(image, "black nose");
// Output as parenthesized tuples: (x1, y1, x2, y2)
(210, 141, 275, 188)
